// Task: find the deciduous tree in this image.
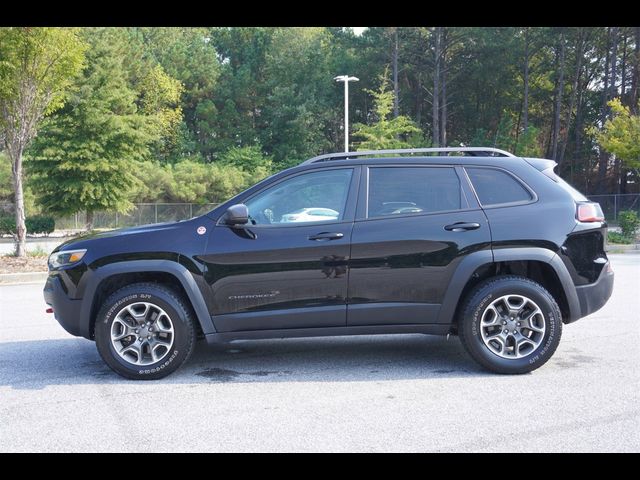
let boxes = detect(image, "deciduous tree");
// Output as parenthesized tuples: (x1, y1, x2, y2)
(0, 27, 85, 255)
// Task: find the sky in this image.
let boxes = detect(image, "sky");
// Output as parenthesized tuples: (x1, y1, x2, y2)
(350, 27, 367, 36)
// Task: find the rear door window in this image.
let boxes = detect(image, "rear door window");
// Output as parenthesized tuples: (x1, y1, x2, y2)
(367, 167, 464, 218)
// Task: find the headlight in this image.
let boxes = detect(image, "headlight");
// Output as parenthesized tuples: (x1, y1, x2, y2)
(48, 249, 87, 269)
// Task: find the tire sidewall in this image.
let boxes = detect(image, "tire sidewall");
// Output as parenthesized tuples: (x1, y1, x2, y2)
(463, 278, 562, 373)
(95, 285, 194, 379)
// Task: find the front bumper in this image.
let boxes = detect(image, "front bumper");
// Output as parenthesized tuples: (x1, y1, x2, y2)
(574, 262, 614, 320)
(43, 274, 85, 337)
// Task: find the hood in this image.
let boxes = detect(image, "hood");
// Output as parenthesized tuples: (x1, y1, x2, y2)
(52, 218, 198, 254)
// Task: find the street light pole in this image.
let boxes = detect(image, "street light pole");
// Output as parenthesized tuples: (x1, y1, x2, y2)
(334, 75, 359, 152)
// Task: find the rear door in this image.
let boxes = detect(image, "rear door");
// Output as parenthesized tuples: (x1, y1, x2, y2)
(348, 165, 491, 326)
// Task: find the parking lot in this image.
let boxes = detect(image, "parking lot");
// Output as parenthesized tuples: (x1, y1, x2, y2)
(1, 254, 638, 452)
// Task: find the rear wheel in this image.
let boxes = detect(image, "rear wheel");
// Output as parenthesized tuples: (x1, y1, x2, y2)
(458, 276, 562, 374)
(95, 283, 196, 380)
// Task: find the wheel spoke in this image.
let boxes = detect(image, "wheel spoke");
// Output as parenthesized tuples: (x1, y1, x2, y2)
(126, 304, 150, 324)
(153, 337, 172, 348)
(524, 312, 545, 333)
(481, 305, 502, 327)
(516, 336, 537, 356)
(120, 342, 142, 364)
(488, 334, 506, 354)
(111, 318, 135, 342)
(505, 295, 525, 312)
(154, 314, 173, 333)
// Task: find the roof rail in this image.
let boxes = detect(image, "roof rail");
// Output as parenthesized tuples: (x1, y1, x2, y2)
(300, 147, 516, 165)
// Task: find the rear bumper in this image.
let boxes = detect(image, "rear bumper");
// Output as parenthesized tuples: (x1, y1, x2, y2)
(43, 274, 86, 338)
(572, 262, 614, 321)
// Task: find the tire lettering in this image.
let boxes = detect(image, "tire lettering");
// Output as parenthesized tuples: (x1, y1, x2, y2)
(137, 349, 180, 375)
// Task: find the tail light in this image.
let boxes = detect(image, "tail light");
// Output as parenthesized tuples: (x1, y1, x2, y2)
(576, 202, 605, 222)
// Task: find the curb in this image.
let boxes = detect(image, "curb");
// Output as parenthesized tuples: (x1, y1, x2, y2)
(0, 271, 48, 285)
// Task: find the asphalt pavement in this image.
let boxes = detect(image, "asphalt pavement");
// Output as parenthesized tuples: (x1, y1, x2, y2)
(1, 254, 639, 452)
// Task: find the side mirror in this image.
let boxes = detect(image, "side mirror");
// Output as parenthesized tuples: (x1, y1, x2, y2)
(224, 204, 249, 226)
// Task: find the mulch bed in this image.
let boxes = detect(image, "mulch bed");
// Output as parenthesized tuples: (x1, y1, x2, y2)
(0, 256, 48, 274)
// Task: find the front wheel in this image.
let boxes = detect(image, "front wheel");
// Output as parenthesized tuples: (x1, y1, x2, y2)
(458, 276, 562, 374)
(95, 283, 196, 380)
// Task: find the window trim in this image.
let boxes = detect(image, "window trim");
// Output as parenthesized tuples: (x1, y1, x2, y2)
(359, 164, 472, 222)
(462, 165, 538, 209)
(216, 166, 360, 229)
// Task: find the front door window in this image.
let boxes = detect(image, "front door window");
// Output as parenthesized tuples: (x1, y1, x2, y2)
(244, 169, 353, 225)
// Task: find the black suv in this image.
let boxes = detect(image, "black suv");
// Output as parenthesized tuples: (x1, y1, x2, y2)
(44, 147, 614, 379)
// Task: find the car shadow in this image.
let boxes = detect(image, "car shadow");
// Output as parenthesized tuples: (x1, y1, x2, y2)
(0, 334, 492, 390)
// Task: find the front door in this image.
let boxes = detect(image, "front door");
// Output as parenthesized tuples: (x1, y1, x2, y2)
(348, 165, 491, 325)
(202, 167, 359, 333)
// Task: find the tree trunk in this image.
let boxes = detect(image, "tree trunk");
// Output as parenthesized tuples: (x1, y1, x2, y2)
(415, 72, 423, 125)
(597, 27, 613, 193)
(608, 26, 619, 207)
(551, 32, 566, 161)
(559, 30, 584, 167)
(392, 28, 399, 119)
(440, 28, 448, 147)
(86, 211, 94, 231)
(610, 26, 619, 99)
(621, 32, 628, 99)
(514, 107, 522, 153)
(523, 28, 530, 134)
(631, 27, 640, 114)
(432, 27, 441, 147)
(619, 31, 628, 194)
(10, 148, 27, 257)
(573, 74, 585, 185)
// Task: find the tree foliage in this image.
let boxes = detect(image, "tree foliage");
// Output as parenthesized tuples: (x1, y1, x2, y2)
(593, 98, 640, 170)
(0, 28, 86, 117)
(130, 160, 269, 204)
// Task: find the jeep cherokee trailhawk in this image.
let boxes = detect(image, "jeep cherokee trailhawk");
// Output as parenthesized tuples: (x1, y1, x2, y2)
(44, 147, 614, 379)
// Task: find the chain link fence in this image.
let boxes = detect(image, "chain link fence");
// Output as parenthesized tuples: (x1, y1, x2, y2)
(1, 203, 219, 232)
(587, 194, 640, 223)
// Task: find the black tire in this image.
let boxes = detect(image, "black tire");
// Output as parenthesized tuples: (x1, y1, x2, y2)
(458, 275, 562, 374)
(95, 283, 196, 380)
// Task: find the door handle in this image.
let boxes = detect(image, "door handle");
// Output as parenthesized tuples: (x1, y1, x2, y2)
(308, 232, 344, 241)
(444, 222, 481, 232)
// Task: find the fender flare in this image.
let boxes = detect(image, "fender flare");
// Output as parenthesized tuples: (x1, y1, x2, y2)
(437, 248, 581, 324)
(78, 260, 215, 338)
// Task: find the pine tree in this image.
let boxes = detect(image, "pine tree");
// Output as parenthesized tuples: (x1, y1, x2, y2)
(352, 70, 422, 150)
(28, 29, 158, 229)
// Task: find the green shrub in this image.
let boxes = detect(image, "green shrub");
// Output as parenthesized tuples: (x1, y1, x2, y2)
(608, 231, 633, 244)
(0, 214, 55, 236)
(618, 210, 639, 240)
(25, 215, 55, 235)
(28, 246, 49, 258)
(0, 214, 14, 235)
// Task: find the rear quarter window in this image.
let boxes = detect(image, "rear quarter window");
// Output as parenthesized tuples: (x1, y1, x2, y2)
(466, 167, 533, 206)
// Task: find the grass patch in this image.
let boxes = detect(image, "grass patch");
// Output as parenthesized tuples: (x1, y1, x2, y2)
(608, 231, 635, 245)
(2, 246, 49, 258)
